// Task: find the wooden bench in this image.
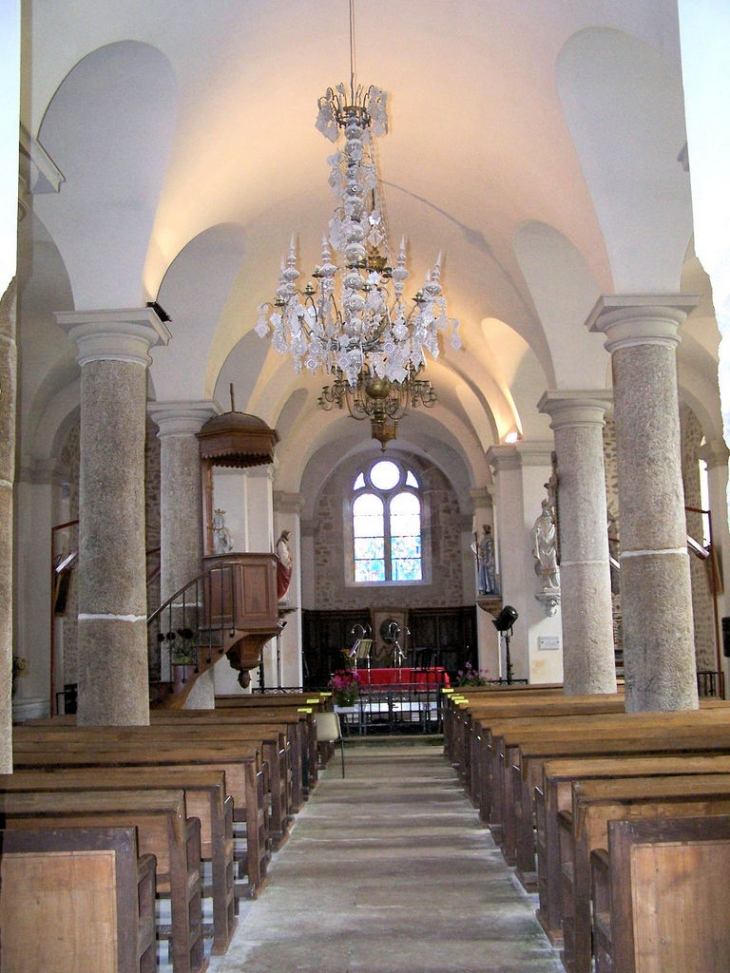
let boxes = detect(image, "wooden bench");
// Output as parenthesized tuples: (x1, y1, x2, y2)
(558, 774, 730, 973)
(0, 765, 236, 955)
(213, 697, 323, 796)
(443, 686, 566, 783)
(590, 813, 730, 973)
(41, 706, 311, 815)
(475, 700, 730, 836)
(490, 708, 730, 860)
(150, 710, 302, 814)
(534, 752, 730, 945)
(465, 696, 626, 818)
(0, 825, 156, 973)
(442, 685, 568, 769)
(0, 788, 205, 973)
(17, 720, 290, 851)
(11, 737, 270, 898)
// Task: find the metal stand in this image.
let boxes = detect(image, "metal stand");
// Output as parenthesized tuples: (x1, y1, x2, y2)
(502, 628, 514, 685)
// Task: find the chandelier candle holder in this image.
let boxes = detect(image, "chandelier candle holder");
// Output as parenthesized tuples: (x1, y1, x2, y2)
(255, 65, 460, 447)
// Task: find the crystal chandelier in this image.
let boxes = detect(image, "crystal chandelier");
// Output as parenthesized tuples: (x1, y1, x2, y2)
(254, 11, 460, 444)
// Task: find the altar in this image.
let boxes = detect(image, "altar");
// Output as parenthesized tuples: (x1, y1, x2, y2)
(338, 666, 449, 735)
(356, 666, 450, 688)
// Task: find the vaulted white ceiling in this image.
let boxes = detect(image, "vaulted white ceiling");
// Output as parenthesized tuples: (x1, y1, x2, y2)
(18, 0, 720, 505)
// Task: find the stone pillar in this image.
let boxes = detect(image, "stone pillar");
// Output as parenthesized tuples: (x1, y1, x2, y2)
(273, 491, 305, 689)
(469, 486, 500, 677)
(149, 403, 217, 600)
(697, 438, 730, 680)
(538, 391, 617, 695)
(487, 444, 557, 682)
(149, 402, 217, 709)
(57, 307, 170, 725)
(0, 281, 17, 770)
(588, 295, 699, 711)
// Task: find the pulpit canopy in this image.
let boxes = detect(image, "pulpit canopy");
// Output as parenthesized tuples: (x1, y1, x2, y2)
(197, 410, 279, 468)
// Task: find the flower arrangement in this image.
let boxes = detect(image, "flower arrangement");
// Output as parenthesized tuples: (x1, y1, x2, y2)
(455, 661, 492, 688)
(328, 668, 362, 707)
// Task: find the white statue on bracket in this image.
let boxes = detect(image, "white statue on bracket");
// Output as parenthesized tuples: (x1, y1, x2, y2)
(213, 508, 234, 554)
(532, 496, 560, 615)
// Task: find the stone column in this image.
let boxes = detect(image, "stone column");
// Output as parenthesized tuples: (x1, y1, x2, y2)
(486, 444, 556, 682)
(538, 391, 617, 695)
(697, 438, 730, 680)
(149, 402, 218, 708)
(149, 403, 217, 601)
(0, 281, 17, 770)
(469, 487, 500, 677)
(57, 307, 170, 725)
(588, 295, 699, 711)
(273, 491, 305, 689)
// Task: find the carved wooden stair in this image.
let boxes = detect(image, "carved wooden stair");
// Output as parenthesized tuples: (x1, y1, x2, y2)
(148, 553, 282, 708)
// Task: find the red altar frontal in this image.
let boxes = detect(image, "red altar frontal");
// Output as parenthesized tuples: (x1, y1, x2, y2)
(357, 666, 450, 688)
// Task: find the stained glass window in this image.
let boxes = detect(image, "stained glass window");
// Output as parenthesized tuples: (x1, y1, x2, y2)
(351, 460, 423, 583)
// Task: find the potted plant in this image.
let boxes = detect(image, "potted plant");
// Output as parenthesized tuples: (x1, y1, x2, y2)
(328, 668, 361, 708)
(454, 661, 492, 687)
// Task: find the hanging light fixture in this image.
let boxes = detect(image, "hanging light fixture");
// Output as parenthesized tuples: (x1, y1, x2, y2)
(318, 363, 438, 450)
(254, 1, 460, 446)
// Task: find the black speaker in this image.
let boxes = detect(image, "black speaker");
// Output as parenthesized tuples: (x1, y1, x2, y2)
(722, 616, 730, 657)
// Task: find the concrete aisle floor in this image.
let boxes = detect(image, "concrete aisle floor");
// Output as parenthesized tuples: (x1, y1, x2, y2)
(209, 741, 564, 973)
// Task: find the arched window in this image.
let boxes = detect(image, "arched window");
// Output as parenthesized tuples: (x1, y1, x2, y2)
(352, 459, 423, 583)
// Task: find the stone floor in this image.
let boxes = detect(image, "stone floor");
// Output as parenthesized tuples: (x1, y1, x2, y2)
(209, 740, 564, 973)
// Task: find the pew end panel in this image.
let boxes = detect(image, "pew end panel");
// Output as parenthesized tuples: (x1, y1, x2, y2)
(0, 825, 157, 973)
(591, 814, 730, 973)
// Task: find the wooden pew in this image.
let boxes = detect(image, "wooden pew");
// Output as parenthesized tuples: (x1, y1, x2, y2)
(443, 686, 568, 775)
(490, 708, 730, 860)
(40, 706, 311, 815)
(152, 711, 304, 823)
(558, 774, 730, 973)
(472, 698, 729, 832)
(213, 696, 323, 795)
(0, 825, 156, 973)
(535, 753, 730, 945)
(11, 737, 270, 897)
(0, 765, 235, 955)
(16, 721, 290, 850)
(590, 814, 730, 973)
(0, 788, 205, 973)
(464, 696, 626, 814)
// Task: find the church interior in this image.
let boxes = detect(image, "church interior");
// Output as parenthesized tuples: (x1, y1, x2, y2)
(2, 1, 730, 971)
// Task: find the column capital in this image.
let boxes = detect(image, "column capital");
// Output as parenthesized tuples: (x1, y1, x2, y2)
(538, 390, 613, 430)
(487, 440, 554, 474)
(469, 486, 493, 508)
(586, 294, 698, 353)
(148, 401, 219, 438)
(698, 437, 730, 470)
(56, 306, 171, 367)
(273, 491, 305, 514)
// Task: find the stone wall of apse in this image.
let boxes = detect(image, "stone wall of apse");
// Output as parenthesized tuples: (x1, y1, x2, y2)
(312, 457, 464, 611)
(603, 411, 718, 672)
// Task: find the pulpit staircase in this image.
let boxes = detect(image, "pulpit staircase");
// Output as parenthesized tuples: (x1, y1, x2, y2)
(148, 553, 282, 708)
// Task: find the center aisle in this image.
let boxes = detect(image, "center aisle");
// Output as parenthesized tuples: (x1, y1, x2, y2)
(210, 741, 563, 973)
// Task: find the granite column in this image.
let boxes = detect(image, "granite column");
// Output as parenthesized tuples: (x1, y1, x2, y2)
(588, 296, 698, 711)
(58, 307, 170, 725)
(0, 281, 17, 769)
(538, 391, 617, 695)
(149, 402, 218, 707)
